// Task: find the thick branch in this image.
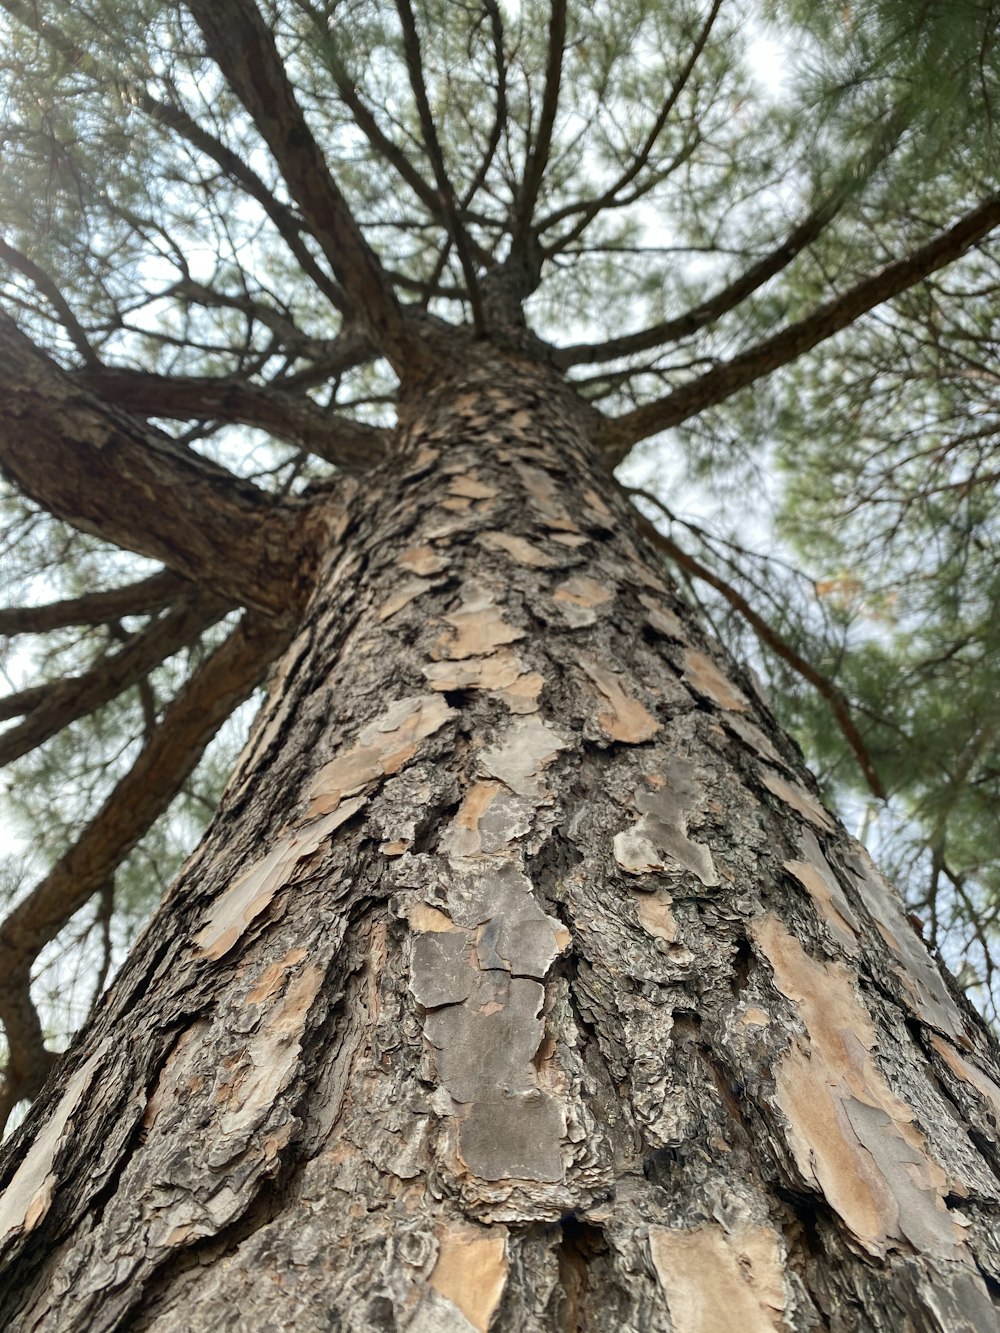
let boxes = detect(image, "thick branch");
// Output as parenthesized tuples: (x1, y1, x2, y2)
(0, 611, 292, 1122)
(630, 495, 887, 801)
(142, 93, 350, 316)
(0, 0, 351, 317)
(0, 975, 53, 1133)
(0, 236, 97, 365)
(556, 196, 838, 369)
(509, 0, 567, 266)
(541, 0, 723, 257)
(0, 571, 187, 637)
(602, 192, 1000, 459)
(0, 310, 311, 616)
(468, 0, 508, 215)
(187, 0, 422, 373)
(78, 367, 389, 471)
(0, 594, 229, 765)
(395, 0, 484, 330)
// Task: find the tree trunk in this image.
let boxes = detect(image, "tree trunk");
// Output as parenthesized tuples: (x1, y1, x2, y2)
(1, 348, 999, 1332)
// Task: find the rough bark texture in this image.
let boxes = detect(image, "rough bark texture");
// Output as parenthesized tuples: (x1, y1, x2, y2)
(0, 312, 313, 618)
(1, 350, 999, 1331)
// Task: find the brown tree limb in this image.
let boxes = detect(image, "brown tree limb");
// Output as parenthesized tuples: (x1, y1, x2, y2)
(602, 192, 1000, 460)
(294, 0, 494, 270)
(468, 0, 508, 215)
(509, 0, 567, 268)
(0, 572, 188, 638)
(141, 93, 351, 316)
(0, 310, 312, 617)
(0, 977, 54, 1136)
(164, 278, 333, 359)
(0, 594, 229, 765)
(0, 0, 351, 318)
(629, 491, 887, 800)
(0, 610, 292, 1128)
(77, 367, 389, 471)
(555, 195, 839, 368)
(558, 110, 909, 369)
(187, 0, 423, 374)
(395, 0, 485, 331)
(540, 0, 723, 256)
(0, 236, 97, 365)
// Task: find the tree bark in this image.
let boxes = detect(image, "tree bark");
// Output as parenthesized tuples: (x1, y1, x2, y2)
(1, 349, 999, 1331)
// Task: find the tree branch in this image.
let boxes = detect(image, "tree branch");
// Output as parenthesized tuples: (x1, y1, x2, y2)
(540, 0, 723, 257)
(0, 236, 97, 365)
(469, 0, 509, 215)
(0, 610, 292, 1127)
(0, 310, 312, 617)
(294, 0, 493, 270)
(77, 367, 389, 471)
(187, 0, 423, 373)
(558, 107, 911, 369)
(142, 93, 351, 316)
(395, 0, 484, 331)
(0, 974, 54, 1136)
(0, 593, 229, 765)
(0, 572, 188, 637)
(602, 192, 1000, 460)
(0, 0, 351, 318)
(509, 0, 567, 266)
(629, 491, 886, 800)
(555, 195, 839, 368)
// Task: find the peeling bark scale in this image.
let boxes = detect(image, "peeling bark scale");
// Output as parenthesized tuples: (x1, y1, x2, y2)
(1, 349, 999, 1331)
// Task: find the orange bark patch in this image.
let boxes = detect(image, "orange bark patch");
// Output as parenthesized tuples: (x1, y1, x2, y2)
(246, 948, 310, 1004)
(928, 1034, 1000, 1119)
(378, 576, 432, 621)
(784, 829, 860, 952)
(193, 800, 364, 961)
(582, 487, 613, 518)
(477, 530, 557, 567)
(553, 575, 613, 609)
(553, 575, 614, 627)
(436, 607, 525, 659)
(424, 648, 522, 692)
(682, 647, 750, 712)
(638, 593, 685, 640)
(633, 890, 679, 942)
(581, 661, 660, 743)
(429, 1224, 509, 1332)
(218, 963, 326, 1138)
(759, 768, 834, 832)
(407, 902, 459, 933)
(398, 545, 449, 576)
(498, 671, 544, 714)
(424, 648, 543, 715)
(724, 713, 787, 769)
(308, 694, 455, 816)
(0, 1047, 103, 1241)
(741, 1006, 771, 1027)
(456, 780, 502, 832)
(648, 1223, 786, 1333)
(448, 475, 498, 500)
(752, 913, 965, 1259)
